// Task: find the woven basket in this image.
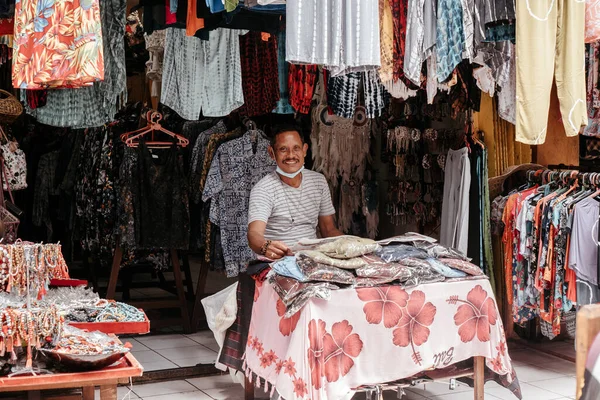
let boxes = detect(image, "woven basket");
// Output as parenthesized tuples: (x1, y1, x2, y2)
(0, 89, 23, 125)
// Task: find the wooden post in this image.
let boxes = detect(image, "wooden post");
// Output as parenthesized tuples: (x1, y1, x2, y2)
(171, 249, 192, 333)
(106, 244, 123, 299)
(81, 386, 95, 400)
(99, 385, 117, 400)
(245, 375, 255, 400)
(473, 356, 485, 400)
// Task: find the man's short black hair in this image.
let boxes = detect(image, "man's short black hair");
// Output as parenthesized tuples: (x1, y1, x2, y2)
(270, 124, 304, 147)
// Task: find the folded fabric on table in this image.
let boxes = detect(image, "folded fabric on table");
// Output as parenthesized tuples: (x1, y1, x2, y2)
(296, 253, 357, 284)
(412, 241, 471, 261)
(270, 274, 338, 317)
(271, 256, 306, 281)
(400, 257, 446, 286)
(316, 237, 381, 259)
(375, 244, 429, 263)
(439, 258, 484, 276)
(356, 263, 413, 281)
(426, 258, 467, 278)
(297, 250, 367, 269)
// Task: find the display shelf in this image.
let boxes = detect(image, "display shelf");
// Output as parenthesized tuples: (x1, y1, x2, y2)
(68, 309, 150, 335)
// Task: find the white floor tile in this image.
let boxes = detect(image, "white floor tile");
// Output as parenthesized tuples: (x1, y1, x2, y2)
(155, 345, 218, 361)
(430, 391, 502, 400)
(185, 331, 218, 345)
(509, 349, 564, 365)
(187, 375, 240, 391)
(132, 380, 198, 398)
(137, 335, 199, 350)
(126, 339, 149, 351)
(141, 391, 212, 400)
(202, 387, 246, 399)
(513, 363, 565, 382)
(540, 360, 577, 376)
(131, 350, 169, 364)
(141, 359, 178, 371)
(171, 357, 213, 367)
(405, 381, 473, 397)
(529, 376, 577, 398)
(485, 382, 564, 400)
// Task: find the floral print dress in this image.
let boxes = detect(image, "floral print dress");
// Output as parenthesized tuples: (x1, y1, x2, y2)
(13, 0, 105, 89)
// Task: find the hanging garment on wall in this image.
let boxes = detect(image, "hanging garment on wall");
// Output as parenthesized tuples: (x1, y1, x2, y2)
(585, 43, 600, 137)
(380, 0, 394, 83)
(440, 147, 470, 255)
(22, 0, 127, 128)
(403, 0, 437, 86)
(161, 27, 246, 120)
(288, 63, 318, 114)
(274, 30, 294, 114)
(516, 0, 587, 144)
(203, 131, 276, 277)
(327, 71, 388, 119)
(436, 0, 464, 82)
(145, 30, 166, 98)
(286, 0, 380, 76)
(238, 31, 280, 117)
(13, 0, 104, 89)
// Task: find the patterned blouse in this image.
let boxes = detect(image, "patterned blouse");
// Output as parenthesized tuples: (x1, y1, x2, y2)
(202, 131, 276, 277)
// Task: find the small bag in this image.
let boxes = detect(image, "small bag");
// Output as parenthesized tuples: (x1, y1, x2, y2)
(0, 89, 23, 125)
(0, 127, 27, 191)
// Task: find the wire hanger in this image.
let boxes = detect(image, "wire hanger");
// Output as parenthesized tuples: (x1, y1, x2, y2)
(122, 111, 189, 149)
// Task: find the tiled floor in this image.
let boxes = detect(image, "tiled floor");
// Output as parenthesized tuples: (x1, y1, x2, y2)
(116, 331, 578, 400)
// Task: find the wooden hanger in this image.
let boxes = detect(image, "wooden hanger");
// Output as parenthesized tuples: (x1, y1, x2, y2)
(122, 111, 189, 149)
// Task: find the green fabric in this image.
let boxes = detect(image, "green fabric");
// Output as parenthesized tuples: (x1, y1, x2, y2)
(225, 0, 238, 12)
(482, 148, 496, 294)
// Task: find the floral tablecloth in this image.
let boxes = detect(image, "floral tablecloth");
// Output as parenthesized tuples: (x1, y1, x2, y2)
(244, 277, 521, 400)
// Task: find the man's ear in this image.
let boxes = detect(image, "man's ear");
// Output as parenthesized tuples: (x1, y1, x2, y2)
(303, 143, 308, 156)
(268, 146, 276, 160)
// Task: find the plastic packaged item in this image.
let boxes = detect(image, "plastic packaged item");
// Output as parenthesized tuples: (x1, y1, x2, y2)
(296, 254, 357, 283)
(270, 275, 336, 318)
(375, 244, 429, 263)
(356, 263, 413, 282)
(354, 276, 399, 287)
(425, 258, 467, 278)
(412, 241, 470, 261)
(400, 257, 446, 286)
(297, 250, 367, 269)
(271, 256, 306, 281)
(316, 237, 381, 259)
(439, 258, 484, 276)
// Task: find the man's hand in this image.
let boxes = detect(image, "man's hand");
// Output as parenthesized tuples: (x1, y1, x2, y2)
(265, 241, 293, 260)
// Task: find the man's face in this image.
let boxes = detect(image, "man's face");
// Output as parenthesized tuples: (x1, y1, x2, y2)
(269, 131, 308, 174)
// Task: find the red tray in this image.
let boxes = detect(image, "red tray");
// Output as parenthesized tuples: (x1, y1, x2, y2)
(68, 310, 150, 335)
(50, 278, 88, 287)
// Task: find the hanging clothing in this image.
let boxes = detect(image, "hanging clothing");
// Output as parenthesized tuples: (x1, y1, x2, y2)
(239, 31, 280, 117)
(22, 0, 127, 128)
(586, 0, 600, 43)
(516, 0, 587, 144)
(391, 0, 409, 83)
(13, 0, 104, 89)
(145, 30, 166, 97)
(288, 64, 318, 114)
(327, 71, 388, 119)
(380, 0, 394, 83)
(274, 30, 294, 114)
(440, 147, 470, 255)
(404, 0, 437, 86)
(161, 27, 246, 120)
(286, 0, 380, 76)
(202, 131, 276, 277)
(436, 0, 464, 82)
(132, 142, 190, 250)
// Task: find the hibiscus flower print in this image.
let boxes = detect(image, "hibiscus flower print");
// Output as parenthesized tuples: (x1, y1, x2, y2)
(293, 377, 308, 398)
(276, 298, 301, 336)
(490, 353, 504, 372)
(307, 319, 327, 389)
(356, 286, 409, 328)
(283, 357, 297, 376)
(452, 285, 498, 343)
(322, 320, 364, 383)
(260, 350, 278, 368)
(496, 340, 507, 356)
(275, 360, 285, 374)
(392, 290, 436, 365)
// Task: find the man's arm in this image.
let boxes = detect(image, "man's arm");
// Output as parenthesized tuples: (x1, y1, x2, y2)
(248, 221, 290, 259)
(318, 214, 344, 238)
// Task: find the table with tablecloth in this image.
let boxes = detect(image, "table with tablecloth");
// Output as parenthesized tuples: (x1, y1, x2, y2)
(243, 277, 521, 400)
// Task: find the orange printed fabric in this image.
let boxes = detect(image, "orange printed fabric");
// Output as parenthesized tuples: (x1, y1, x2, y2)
(13, 0, 105, 89)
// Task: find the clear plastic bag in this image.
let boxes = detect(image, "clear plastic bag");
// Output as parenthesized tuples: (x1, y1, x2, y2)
(270, 275, 337, 318)
(296, 254, 357, 284)
(375, 244, 429, 263)
(297, 250, 367, 269)
(425, 258, 467, 278)
(400, 257, 446, 286)
(316, 237, 381, 259)
(356, 263, 413, 281)
(412, 241, 470, 261)
(439, 258, 484, 276)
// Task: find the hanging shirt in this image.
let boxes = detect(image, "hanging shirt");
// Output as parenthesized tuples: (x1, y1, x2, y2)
(13, 0, 105, 89)
(273, 30, 294, 114)
(286, 0, 380, 76)
(569, 197, 600, 286)
(161, 28, 246, 120)
(202, 131, 276, 277)
(436, 0, 464, 82)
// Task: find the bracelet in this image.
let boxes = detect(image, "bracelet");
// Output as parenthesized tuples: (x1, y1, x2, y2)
(260, 240, 272, 256)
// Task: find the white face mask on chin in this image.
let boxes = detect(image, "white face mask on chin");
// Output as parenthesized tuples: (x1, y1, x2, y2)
(276, 165, 304, 179)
